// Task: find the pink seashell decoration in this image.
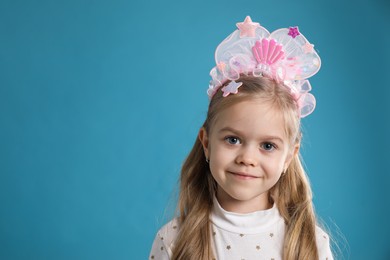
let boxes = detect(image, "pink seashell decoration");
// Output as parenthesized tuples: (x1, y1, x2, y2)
(252, 39, 284, 66)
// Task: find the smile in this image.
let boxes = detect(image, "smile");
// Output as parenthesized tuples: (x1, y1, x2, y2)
(228, 171, 260, 179)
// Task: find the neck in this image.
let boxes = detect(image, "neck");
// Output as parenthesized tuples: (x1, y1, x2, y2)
(216, 189, 272, 213)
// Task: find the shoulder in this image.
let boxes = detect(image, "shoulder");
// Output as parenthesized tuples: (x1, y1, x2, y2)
(149, 218, 180, 259)
(157, 218, 180, 245)
(315, 225, 334, 260)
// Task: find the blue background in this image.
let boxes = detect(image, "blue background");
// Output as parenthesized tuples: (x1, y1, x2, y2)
(1, 0, 389, 259)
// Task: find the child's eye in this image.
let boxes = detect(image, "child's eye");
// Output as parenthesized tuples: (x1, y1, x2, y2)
(225, 136, 241, 145)
(261, 142, 276, 151)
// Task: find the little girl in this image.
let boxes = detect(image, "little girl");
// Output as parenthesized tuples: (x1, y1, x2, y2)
(150, 16, 333, 260)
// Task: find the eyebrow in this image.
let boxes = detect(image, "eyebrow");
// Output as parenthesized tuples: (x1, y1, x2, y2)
(218, 127, 285, 144)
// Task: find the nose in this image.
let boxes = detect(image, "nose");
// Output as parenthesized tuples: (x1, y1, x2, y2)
(235, 144, 258, 166)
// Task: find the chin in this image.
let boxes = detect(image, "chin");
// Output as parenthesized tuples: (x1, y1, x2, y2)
(227, 190, 266, 202)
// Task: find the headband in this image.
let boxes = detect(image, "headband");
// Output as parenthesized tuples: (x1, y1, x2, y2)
(207, 16, 321, 118)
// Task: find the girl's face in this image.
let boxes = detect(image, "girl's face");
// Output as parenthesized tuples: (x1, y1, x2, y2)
(200, 99, 298, 213)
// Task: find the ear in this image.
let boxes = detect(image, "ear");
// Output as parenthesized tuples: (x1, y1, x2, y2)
(198, 127, 209, 159)
(283, 143, 300, 172)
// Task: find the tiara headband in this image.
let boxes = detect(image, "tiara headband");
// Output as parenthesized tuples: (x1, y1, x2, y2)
(207, 16, 321, 118)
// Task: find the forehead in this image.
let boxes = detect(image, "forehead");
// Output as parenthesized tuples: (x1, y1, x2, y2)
(211, 99, 288, 139)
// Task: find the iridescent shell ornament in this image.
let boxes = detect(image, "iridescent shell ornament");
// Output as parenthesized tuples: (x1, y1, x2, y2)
(207, 16, 321, 118)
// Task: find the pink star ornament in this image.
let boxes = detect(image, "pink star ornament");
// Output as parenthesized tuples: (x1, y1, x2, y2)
(288, 26, 300, 38)
(236, 16, 260, 38)
(221, 81, 243, 97)
(303, 43, 314, 53)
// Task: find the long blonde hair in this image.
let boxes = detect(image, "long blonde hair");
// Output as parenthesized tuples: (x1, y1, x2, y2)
(172, 76, 319, 260)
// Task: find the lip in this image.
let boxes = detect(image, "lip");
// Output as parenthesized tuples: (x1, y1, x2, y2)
(228, 171, 260, 179)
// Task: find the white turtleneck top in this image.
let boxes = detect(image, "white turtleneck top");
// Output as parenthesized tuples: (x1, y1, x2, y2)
(149, 197, 333, 259)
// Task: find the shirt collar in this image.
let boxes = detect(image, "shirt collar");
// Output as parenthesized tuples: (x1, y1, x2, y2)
(210, 195, 284, 234)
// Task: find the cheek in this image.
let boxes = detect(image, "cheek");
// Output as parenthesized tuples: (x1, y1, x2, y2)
(210, 145, 231, 166)
(261, 154, 286, 175)
(209, 138, 227, 158)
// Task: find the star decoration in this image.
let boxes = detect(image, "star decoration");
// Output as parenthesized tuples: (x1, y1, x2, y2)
(236, 16, 260, 38)
(221, 81, 243, 97)
(217, 61, 226, 72)
(288, 26, 300, 38)
(303, 42, 314, 53)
